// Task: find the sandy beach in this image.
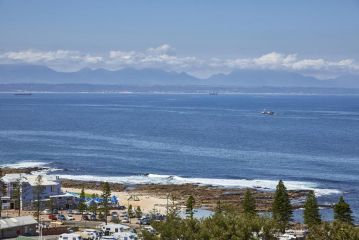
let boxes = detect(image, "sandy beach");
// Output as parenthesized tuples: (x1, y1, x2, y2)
(62, 187, 172, 214)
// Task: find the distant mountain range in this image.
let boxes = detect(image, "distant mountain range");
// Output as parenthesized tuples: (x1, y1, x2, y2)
(0, 64, 358, 91)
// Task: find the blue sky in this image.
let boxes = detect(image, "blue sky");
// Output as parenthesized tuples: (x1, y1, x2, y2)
(0, 0, 358, 77)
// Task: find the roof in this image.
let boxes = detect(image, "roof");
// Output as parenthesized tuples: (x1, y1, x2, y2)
(2, 173, 60, 186)
(0, 216, 38, 229)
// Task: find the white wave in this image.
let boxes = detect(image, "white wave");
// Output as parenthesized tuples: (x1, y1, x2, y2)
(0, 161, 49, 169)
(57, 173, 340, 196)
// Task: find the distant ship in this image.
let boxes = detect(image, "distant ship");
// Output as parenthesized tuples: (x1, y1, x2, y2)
(209, 91, 218, 95)
(14, 92, 32, 96)
(261, 110, 275, 115)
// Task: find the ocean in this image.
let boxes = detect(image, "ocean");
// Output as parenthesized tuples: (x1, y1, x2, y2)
(0, 93, 358, 222)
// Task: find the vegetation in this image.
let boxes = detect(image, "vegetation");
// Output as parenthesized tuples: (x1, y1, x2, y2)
(88, 193, 98, 215)
(128, 204, 135, 218)
(33, 175, 44, 222)
(100, 182, 111, 224)
(78, 186, 87, 214)
(242, 189, 256, 215)
(144, 203, 278, 240)
(0, 168, 7, 218)
(12, 178, 22, 217)
(135, 206, 142, 218)
(185, 195, 195, 219)
(272, 180, 292, 232)
(303, 191, 321, 227)
(307, 221, 359, 240)
(334, 196, 353, 225)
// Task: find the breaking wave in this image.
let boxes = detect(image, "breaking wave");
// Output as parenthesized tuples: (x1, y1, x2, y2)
(57, 173, 341, 196)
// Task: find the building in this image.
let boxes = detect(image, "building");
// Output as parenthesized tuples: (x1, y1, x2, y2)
(0, 173, 62, 210)
(0, 216, 38, 238)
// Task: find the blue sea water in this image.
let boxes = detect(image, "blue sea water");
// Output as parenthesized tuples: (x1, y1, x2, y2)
(0, 93, 358, 222)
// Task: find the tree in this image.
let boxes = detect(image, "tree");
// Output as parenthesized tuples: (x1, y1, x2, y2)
(33, 175, 44, 222)
(0, 168, 7, 218)
(78, 186, 87, 215)
(185, 195, 195, 219)
(100, 182, 111, 224)
(307, 221, 359, 240)
(12, 178, 22, 217)
(303, 191, 321, 227)
(89, 193, 98, 216)
(128, 204, 134, 218)
(334, 196, 353, 224)
(242, 188, 256, 215)
(135, 206, 142, 218)
(272, 180, 292, 232)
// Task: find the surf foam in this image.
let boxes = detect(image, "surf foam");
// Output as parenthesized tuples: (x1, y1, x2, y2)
(57, 173, 340, 196)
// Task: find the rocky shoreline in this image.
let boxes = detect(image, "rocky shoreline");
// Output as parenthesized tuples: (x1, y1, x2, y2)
(1, 167, 322, 211)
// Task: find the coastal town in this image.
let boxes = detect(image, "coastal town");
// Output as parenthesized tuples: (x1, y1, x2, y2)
(0, 167, 357, 240)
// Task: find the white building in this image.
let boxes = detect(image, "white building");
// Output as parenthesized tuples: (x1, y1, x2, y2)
(0, 173, 62, 210)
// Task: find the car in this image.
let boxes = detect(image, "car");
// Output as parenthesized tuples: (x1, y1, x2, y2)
(90, 214, 97, 221)
(100, 236, 116, 240)
(72, 209, 81, 215)
(111, 211, 118, 217)
(48, 214, 57, 221)
(57, 214, 66, 221)
(121, 218, 130, 223)
(82, 215, 90, 221)
(42, 209, 51, 214)
(66, 214, 75, 221)
(142, 226, 156, 234)
(53, 209, 59, 214)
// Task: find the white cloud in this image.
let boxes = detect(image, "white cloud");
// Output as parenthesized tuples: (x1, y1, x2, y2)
(0, 45, 358, 78)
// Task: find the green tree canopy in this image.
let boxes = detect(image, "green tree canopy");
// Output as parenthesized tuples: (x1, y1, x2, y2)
(334, 196, 353, 225)
(303, 191, 321, 227)
(185, 195, 195, 219)
(242, 188, 256, 215)
(272, 180, 292, 231)
(78, 186, 87, 214)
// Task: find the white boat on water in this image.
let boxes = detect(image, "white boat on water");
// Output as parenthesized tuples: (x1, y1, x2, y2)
(261, 109, 275, 115)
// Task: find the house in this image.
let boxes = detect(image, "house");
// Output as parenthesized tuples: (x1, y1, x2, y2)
(0, 216, 38, 238)
(1, 173, 62, 210)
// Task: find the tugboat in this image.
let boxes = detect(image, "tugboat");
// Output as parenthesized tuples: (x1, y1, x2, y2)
(261, 109, 275, 115)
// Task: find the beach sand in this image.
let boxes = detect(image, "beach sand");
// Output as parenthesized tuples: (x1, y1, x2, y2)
(62, 187, 171, 214)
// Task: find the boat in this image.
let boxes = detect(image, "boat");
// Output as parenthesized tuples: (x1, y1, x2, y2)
(14, 92, 32, 96)
(209, 91, 218, 95)
(261, 110, 275, 115)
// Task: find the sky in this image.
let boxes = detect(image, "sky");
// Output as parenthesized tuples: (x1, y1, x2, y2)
(0, 0, 359, 78)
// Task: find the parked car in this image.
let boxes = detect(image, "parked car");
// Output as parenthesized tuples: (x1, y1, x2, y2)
(111, 211, 119, 217)
(48, 214, 57, 221)
(100, 236, 116, 240)
(82, 215, 90, 221)
(53, 209, 59, 214)
(121, 218, 130, 224)
(58, 233, 82, 240)
(66, 214, 75, 221)
(72, 209, 81, 215)
(90, 214, 97, 221)
(57, 214, 66, 221)
(42, 209, 52, 214)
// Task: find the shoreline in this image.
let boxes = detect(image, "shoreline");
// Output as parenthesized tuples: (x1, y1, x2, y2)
(1, 167, 331, 213)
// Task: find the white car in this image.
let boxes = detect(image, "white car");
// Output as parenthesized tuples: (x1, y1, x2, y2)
(42, 209, 52, 214)
(66, 214, 75, 221)
(100, 236, 116, 240)
(121, 218, 130, 224)
(59, 233, 82, 240)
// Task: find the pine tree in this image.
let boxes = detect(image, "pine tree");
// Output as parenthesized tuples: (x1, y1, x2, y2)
(101, 182, 111, 224)
(185, 195, 195, 219)
(135, 206, 142, 218)
(334, 196, 353, 224)
(12, 178, 22, 217)
(303, 191, 321, 227)
(33, 175, 44, 222)
(272, 180, 292, 231)
(242, 189, 256, 215)
(89, 193, 98, 216)
(78, 186, 87, 215)
(0, 168, 7, 219)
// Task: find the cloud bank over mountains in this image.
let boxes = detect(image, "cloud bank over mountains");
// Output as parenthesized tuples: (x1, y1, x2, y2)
(0, 44, 358, 79)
